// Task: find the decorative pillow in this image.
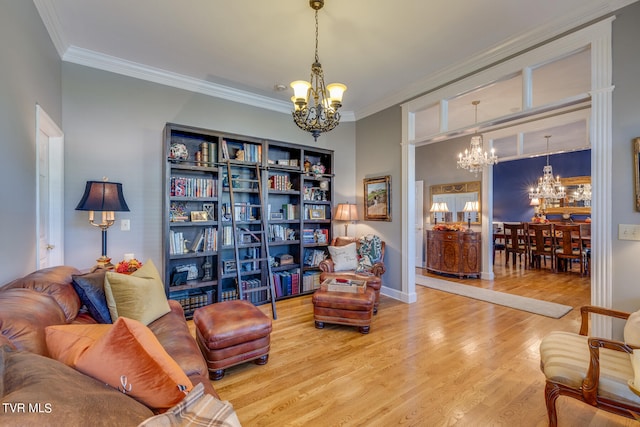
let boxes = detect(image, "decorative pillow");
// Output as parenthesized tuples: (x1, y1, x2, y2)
(72, 270, 112, 323)
(328, 243, 358, 271)
(104, 259, 171, 325)
(624, 310, 640, 347)
(0, 344, 154, 426)
(45, 323, 111, 366)
(46, 317, 193, 410)
(137, 383, 241, 427)
(355, 234, 383, 273)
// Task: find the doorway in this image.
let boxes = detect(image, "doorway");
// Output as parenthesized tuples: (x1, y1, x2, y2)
(36, 104, 64, 269)
(401, 19, 613, 336)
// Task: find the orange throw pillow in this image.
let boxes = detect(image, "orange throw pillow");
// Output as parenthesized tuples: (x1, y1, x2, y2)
(45, 323, 111, 366)
(46, 317, 192, 410)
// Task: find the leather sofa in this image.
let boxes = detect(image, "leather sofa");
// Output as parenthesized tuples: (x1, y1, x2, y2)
(0, 265, 218, 426)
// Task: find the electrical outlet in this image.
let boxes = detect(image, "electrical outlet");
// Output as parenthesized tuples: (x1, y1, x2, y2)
(618, 224, 640, 241)
(121, 219, 130, 231)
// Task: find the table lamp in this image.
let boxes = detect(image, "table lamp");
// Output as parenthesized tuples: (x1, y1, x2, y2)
(75, 179, 130, 269)
(430, 202, 449, 225)
(334, 203, 358, 236)
(463, 201, 479, 230)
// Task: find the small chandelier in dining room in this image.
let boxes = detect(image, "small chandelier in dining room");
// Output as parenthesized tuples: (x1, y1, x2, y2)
(290, 0, 346, 141)
(457, 101, 498, 174)
(573, 183, 592, 202)
(529, 135, 566, 201)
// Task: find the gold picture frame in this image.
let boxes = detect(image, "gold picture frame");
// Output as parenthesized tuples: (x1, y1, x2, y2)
(364, 175, 391, 221)
(190, 211, 209, 222)
(310, 208, 325, 220)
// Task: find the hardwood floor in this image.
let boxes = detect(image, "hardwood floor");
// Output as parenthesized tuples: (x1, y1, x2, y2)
(191, 257, 635, 426)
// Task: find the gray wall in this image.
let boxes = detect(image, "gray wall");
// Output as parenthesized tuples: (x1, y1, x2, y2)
(355, 107, 402, 291)
(62, 64, 356, 269)
(611, 1, 640, 313)
(415, 136, 474, 228)
(0, 1, 62, 283)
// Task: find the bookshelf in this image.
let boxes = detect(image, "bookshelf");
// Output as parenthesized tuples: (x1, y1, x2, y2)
(163, 123, 333, 315)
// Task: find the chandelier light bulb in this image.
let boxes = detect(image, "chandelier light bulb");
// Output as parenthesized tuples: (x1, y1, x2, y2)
(456, 101, 498, 174)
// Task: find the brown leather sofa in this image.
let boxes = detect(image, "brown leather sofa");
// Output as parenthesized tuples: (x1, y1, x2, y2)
(318, 236, 386, 313)
(0, 265, 218, 426)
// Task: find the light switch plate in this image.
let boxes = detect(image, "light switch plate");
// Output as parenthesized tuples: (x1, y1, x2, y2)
(618, 224, 640, 241)
(121, 219, 130, 231)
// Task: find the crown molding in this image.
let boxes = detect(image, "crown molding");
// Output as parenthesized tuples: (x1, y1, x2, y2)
(354, 0, 636, 120)
(33, 0, 68, 57)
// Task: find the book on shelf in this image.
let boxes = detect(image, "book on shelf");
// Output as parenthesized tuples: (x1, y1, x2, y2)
(190, 230, 204, 252)
(303, 249, 326, 267)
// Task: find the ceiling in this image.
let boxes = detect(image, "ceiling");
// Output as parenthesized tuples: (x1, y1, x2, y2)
(35, 0, 635, 122)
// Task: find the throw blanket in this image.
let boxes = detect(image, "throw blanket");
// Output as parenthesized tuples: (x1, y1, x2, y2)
(356, 234, 382, 273)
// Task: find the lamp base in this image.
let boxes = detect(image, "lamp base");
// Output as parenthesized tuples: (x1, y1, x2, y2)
(95, 255, 114, 270)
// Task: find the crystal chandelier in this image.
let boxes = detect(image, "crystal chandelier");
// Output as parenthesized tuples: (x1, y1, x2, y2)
(573, 183, 592, 201)
(290, 0, 346, 141)
(457, 101, 498, 174)
(529, 135, 566, 201)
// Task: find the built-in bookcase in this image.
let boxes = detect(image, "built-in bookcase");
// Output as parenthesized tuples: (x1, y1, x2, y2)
(163, 123, 333, 316)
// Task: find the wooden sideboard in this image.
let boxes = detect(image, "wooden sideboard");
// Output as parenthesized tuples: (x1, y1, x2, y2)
(426, 230, 481, 278)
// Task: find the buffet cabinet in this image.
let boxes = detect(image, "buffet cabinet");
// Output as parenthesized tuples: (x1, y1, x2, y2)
(426, 230, 481, 278)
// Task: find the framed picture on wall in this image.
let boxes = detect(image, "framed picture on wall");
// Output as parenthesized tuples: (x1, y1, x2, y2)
(364, 175, 391, 221)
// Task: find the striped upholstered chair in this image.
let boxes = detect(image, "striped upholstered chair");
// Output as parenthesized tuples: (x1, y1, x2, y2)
(539, 306, 640, 426)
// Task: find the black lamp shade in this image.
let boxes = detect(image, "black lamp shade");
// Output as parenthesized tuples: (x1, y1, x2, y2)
(75, 181, 130, 212)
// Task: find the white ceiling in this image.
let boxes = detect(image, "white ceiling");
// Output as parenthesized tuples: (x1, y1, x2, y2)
(34, 0, 636, 121)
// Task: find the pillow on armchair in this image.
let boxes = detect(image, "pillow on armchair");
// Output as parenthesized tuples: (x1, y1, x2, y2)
(355, 235, 383, 273)
(327, 243, 358, 271)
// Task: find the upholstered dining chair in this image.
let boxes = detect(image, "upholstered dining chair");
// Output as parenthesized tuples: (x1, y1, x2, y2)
(528, 223, 554, 270)
(540, 305, 640, 426)
(553, 224, 584, 275)
(503, 222, 528, 267)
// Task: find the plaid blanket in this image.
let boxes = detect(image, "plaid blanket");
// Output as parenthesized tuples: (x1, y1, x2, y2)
(138, 383, 241, 427)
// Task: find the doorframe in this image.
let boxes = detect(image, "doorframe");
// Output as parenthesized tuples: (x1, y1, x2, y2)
(401, 19, 613, 337)
(35, 104, 64, 268)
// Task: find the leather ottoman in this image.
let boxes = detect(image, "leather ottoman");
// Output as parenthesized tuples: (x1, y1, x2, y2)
(320, 272, 382, 314)
(193, 299, 272, 380)
(312, 287, 376, 334)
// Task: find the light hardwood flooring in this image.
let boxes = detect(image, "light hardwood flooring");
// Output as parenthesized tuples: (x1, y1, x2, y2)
(189, 256, 635, 426)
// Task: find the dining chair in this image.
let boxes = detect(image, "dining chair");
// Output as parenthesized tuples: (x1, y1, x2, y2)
(554, 224, 584, 275)
(492, 224, 505, 264)
(503, 222, 528, 267)
(528, 223, 554, 270)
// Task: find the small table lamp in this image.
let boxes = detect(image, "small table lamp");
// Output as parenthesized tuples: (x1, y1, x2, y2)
(463, 201, 479, 230)
(334, 203, 358, 236)
(75, 179, 130, 269)
(430, 202, 449, 225)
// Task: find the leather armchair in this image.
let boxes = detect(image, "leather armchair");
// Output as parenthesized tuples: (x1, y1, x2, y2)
(318, 236, 385, 314)
(539, 305, 640, 426)
(318, 236, 386, 277)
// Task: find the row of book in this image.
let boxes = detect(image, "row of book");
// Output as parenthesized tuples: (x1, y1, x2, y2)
(302, 272, 322, 292)
(268, 174, 293, 191)
(304, 205, 328, 220)
(240, 279, 268, 304)
(221, 139, 262, 162)
(302, 228, 329, 244)
(171, 176, 217, 198)
(303, 249, 327, 267)
(220, 289, 238, 302)
(272, 269, 300, 298)
(174, 293, 209, 314)
(189, 228, 218, 253)
(169, 228, 217, 255)
(281, 203, 298, 220)
(269, 224, 297, 241)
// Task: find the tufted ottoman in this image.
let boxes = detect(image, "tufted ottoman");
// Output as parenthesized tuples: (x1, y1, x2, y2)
(320, 272, 382, 314)
(193, 299, 272, 380)
(312, 286, 376, 334)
